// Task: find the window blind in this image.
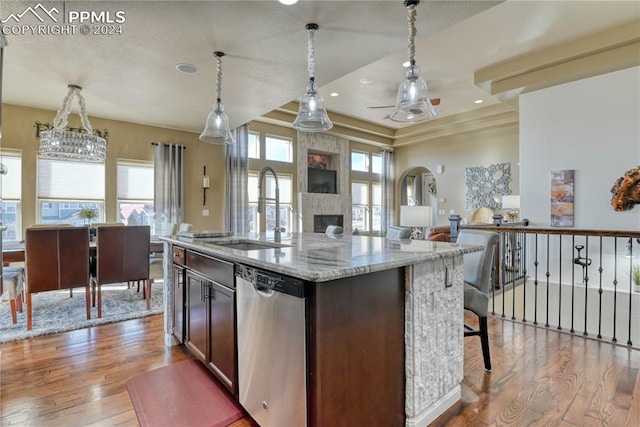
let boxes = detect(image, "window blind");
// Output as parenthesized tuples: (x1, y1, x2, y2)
(38, 158, 105, 200)
(117, 161, 154, 200)
(0, 152, 21, 200)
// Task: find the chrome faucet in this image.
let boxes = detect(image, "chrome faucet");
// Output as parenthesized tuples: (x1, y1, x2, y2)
(257, 166, 282, 243)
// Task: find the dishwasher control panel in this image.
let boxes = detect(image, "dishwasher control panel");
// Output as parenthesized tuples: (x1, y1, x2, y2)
(236, 264, 305, 298)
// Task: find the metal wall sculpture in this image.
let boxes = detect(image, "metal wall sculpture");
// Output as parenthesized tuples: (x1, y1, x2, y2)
(465, 162, 511, 209)
(611, 165, 640, 212)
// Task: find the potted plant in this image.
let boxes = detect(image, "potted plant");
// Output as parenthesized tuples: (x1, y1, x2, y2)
(633, 264, 640, 293)
(78, 208, 97, 225)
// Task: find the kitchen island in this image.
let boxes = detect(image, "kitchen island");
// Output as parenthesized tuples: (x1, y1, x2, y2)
(159, 232, 481, 426)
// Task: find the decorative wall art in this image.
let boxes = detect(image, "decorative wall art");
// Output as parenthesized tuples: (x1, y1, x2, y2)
(550, 169, 575, 227)
(465, 162, 511, 209)
(307, 154, 329, 169)
(610, 165, 640, 211)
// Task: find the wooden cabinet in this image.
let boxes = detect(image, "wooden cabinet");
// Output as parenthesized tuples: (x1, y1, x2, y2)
(184, 250, 237, 396)
(186, 270, 209, 362)
(207, 281, 236, 392)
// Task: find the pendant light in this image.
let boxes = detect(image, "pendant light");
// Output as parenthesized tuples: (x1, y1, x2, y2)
(39, 85, 107, 163)
(390, 0, 437, 122)
(200, 51, 235, 144)
(293, 23, 333, 133)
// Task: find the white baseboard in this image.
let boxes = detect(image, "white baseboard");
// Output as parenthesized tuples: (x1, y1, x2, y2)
(405, 386, 461, 427)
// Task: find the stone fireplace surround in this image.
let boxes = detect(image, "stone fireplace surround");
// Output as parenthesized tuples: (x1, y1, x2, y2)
(297, 133, 351, 233)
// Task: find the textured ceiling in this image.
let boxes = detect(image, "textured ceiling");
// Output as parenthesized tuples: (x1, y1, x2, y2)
(1, 1, 639, 135)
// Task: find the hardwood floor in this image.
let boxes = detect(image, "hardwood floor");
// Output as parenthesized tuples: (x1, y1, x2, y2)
(1, 314, 638, 426)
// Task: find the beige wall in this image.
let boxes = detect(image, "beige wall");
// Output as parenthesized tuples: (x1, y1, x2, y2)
(2, 103, 227, 236)
(393, 123, 519, 226)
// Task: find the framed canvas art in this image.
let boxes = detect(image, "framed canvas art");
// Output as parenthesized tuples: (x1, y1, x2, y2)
(550, 169, 574, 227)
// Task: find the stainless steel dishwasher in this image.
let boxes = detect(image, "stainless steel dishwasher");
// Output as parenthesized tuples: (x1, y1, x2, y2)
(236, 264, 307, 427)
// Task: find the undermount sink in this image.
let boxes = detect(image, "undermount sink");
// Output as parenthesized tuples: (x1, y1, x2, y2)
(210, 240, 288, 251)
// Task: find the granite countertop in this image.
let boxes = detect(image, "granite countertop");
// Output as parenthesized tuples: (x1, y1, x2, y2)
(160, 232, 482, 282)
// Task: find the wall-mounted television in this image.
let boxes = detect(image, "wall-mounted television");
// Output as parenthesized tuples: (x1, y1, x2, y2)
(308, 168, 337, 194)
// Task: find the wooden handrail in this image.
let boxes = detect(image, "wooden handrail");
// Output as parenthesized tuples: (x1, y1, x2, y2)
(460, 224, 640, 238)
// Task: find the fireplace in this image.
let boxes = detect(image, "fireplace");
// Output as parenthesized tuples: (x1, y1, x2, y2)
(314, 215, 344, 233)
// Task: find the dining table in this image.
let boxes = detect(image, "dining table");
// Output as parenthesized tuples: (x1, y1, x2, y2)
(1, 240, 164, 264)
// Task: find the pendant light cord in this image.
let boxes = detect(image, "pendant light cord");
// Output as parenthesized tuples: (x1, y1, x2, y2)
(407, 4, 417, 66)
(52, 86, 95, 134)
(306, 25, 316, 80)
(216, 54, 223, 102)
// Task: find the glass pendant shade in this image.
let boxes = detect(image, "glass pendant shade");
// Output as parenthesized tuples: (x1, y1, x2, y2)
(199, 100, 234, 144)
(389, 65, 436, 122)
(293, 79, 333, 132)
(39, 85, 107, 163)
(199, 51, 234, 144)
(391, 0, 437, 123)
(293, 23, 333, 133)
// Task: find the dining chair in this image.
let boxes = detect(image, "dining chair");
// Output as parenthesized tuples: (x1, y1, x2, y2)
(25, 226, 91, 330)
(457, 229, 500, 371)
(92, 225, 151, 317)
(178, 223, 193, 233)
(2, 265, 25, 324)
(325, 225, 343, 235)
(386, 225, 412, 240)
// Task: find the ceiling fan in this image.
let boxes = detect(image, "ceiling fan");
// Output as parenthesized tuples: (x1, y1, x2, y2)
(367, 98, 441, 109)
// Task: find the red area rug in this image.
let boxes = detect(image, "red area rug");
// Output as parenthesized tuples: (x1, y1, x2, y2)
(126, 359, 245, 427)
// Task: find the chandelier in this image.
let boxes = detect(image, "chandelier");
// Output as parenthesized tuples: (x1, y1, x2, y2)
(390, 0, 437, 122)
(39, 85, 107, 162)
(200, 51, 234, 144)
(293, 23, 333, 132)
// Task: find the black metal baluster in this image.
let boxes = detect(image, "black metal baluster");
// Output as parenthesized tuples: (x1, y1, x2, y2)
(627, 238, 633, 346)
(522, 231, 528, 323)
(501, 232, 506, 318)
(533, 234, 540, 326)
(570, 236, 576, 334)
(612, 238, 618, 343)
(597, 237, 603, 339)
(552, 235, 559, 330)
(582, 238, 590, 336)
(513, 233, 527, 323)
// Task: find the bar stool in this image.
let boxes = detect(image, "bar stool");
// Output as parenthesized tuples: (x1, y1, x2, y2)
(2, 266, 25, 324)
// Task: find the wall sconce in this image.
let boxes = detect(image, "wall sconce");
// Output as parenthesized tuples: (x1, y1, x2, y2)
(202, 166, 210, 206)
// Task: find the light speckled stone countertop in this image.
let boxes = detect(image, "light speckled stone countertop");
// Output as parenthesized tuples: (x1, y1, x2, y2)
(160, 232, 481, 282)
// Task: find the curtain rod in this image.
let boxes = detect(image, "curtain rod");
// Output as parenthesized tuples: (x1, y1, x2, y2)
(151, 142, 186, 149)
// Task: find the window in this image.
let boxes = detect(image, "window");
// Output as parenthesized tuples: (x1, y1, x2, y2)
(37, 158, 105, 225)
(117, 160, 154, 225)
(350, 149, 382, 234)
(265, 135, 293, 163)
(352, 182, 369, 232)
(248, 131, 260, 159)
(248, 172, 293, 234)
(351, 151, 369, 172)
(371, 154, 382, 174)
(1, 152, 22, 242)
(372, 183, 382, 232)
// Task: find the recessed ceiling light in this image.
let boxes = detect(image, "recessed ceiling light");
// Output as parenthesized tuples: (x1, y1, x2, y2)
(330, 92, 339, 97)
(278, 0, 298, 5)
(176, 63, 198, 74)
(474, 99, 484, 104)
(402, 61, 411, 68)
(359, 77, 373, 84)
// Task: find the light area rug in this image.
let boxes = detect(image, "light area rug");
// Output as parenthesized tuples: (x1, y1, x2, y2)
(0, 282, 163, 343)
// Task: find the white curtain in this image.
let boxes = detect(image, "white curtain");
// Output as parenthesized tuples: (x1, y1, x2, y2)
(153, 143, 185, 234)
(226, 125, 249, 233)
(380, 148, 394, 235)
